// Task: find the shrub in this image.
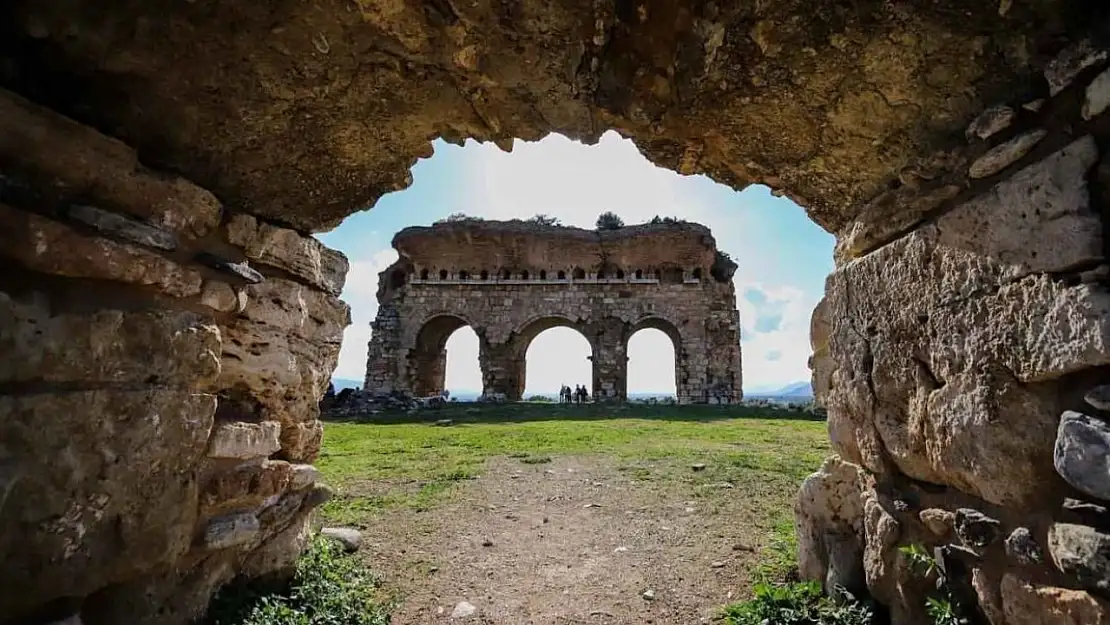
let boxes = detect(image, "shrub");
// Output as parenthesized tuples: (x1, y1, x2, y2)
(526, 214, 561, 226)
(207, 535, 391, 625)
(720, 581, 875, 625)
(595, 211, 625, 230)
(435, 212, 482, 224)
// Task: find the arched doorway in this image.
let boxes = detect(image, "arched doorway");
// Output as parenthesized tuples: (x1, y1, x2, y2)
(513, 317, 593, 401)
(411, 314, 481, 398)
(626, 327, 678, 401)
(627, 318, 683, 402)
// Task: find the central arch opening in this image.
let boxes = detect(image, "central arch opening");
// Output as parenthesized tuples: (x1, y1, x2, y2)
(515, 317, 593, 400)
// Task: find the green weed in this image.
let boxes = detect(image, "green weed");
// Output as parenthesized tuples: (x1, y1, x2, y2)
(207, 535, 391, 625)
(719, 581, 875, 625)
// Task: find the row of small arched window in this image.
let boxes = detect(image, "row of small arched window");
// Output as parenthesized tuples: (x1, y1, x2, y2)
(416, 268, 704, 281)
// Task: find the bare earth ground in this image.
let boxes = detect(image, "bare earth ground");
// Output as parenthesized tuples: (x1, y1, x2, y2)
(317, 407, 828, 624)
(362, 455, 765, 624)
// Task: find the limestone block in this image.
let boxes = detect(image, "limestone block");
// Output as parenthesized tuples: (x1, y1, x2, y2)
(1087, 385, 1110, 411)
(199, 460, 293, 518)
(239, 513, 313, 580)
(972, 568, 1006, 625)
(968, 129, 1047, 179)
(919, 508, 954, 536)
(206, 421, 282, 460)
(67, 204, 178, 251)
(966, 105, 1016, 141)
(289, 464, 321, 490)
(1054, 411, 1110, 501)
(1048, 523, 1110, 594)
(954, 508, 1002, 547)
(795, 457, 865, 594)
(0, 204, 202, 298)
(861, 490, 906, 616)
(821, 138, 1110, 506)
(280, 420, 324, 463)
(218, 278, 349, 424)
(203, 512, 261, 550)
(1084, 68, 1110, 120)
(0, 293, 221, 386)
(0, 89, 221, 238)
(1006, 527, 1044, 565)
(0, 389, 215, 618)
(226, 213, 349, 296)
(1046, 39, 1109, 96)
(199, 281, 245, 313)
(1001, 573, 1110, 625)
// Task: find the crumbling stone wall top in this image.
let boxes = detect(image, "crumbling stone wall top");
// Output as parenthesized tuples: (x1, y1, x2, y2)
(390, 219, 724, 285)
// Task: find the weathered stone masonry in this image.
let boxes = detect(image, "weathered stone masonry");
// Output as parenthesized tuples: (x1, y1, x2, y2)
(4, 1, 1110, 624)
(0, 91, 349, 624)
(364, 221, 743, 403)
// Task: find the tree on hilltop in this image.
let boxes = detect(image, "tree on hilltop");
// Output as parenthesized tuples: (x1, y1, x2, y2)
(595, 211, 625, 230)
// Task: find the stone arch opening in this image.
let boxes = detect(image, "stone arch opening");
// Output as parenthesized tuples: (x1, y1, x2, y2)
(411, 314, 480, 397)
(557, 270, 566, 280)
(626, 327, 678, 400)
(573, 268, 586, 280)
(512, 316, 592, 400)
(628, 318, 682, 401)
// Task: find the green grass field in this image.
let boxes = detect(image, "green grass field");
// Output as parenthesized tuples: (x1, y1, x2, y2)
(317, 403, 830, 580)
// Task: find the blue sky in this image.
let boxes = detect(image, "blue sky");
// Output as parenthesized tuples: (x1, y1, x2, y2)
(316, 131, 833, 394)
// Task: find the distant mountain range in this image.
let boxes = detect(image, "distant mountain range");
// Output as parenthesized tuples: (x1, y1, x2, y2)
(745, 381, 813, 398)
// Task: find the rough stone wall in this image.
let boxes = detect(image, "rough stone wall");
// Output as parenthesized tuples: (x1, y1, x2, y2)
(364, 220, 743, 403)
(797, 43, 1110, 625)
(3, 1, 1110, 624)
(0, 90, 349, 625)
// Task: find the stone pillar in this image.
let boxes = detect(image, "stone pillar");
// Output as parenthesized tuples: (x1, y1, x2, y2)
(479, 338, 524, 401)
(410, 344, 447, 397)
(364, 303, 402, 394)
(590, 320, 628, 402)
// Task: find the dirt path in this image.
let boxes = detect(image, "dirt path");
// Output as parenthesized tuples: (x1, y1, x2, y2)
(357, 455, 769, 624)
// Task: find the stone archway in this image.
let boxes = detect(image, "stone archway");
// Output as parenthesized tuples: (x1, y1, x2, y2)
(2, 3, 1110, 624)
(627, 317, 683, 401)
(511, 315, 594, 400)
(408, 313, 475, 397)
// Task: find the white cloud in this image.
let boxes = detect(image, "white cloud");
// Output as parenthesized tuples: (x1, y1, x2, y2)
(734, 276, 819, 392)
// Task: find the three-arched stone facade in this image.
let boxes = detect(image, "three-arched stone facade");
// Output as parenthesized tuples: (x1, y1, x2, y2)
(364, 221, 743, 403)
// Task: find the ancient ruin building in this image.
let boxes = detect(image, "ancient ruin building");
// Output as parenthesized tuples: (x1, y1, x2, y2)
(3, 1, 1110, 624)
(364, 220, 743, 403)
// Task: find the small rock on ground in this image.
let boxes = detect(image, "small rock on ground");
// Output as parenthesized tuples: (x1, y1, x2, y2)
(321, 527, 363, 553)
(451, 601, 477, 619)
(642, 589, 656, 601)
